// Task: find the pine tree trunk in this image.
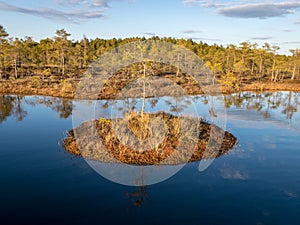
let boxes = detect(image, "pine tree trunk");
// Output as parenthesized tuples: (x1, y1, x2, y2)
(291, 65, 296, 80)
(14, 59, 18, 79)
(141, 63, 146, 116)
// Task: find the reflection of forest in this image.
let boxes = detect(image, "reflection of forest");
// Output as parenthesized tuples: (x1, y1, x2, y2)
(97, 91, 300, 121)
(0, 96, 26, 123)
(1, 92, 299, 123)
(224, 91, 300, 120)
(0, 95, 73, 123)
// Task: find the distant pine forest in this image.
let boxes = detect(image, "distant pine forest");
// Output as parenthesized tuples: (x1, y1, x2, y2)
(1, 25, 300, 85)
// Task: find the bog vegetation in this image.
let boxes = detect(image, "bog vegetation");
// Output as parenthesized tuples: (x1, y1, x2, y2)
(1, 25, 299, 85)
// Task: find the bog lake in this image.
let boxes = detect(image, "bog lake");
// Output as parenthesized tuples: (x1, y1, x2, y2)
(0, 91, 300, 225)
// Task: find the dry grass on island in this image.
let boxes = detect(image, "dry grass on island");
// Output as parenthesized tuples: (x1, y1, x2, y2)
(64, 112, 237, 165)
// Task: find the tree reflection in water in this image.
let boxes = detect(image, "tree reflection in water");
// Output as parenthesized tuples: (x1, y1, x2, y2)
(1, 91, 299, 124)
(0, 95, 27, 123)
(0, 95, 73, 123)
(224, 91, 300, 121)
(125, 186, 148, 207)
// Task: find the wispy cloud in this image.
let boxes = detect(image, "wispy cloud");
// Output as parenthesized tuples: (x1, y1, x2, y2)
(54, 0, 111, 7)
(182, 0, 228, 7)
(143, 32, 156, 36)
(281, 41, 300, 45)
(294, 18, 300, 24)
(0, 0, 117, 23)
(251, 36, 273, 40)
(54, 0, 85, 6)
(179, 29, 220, 41)
(199, 37, 221, 41)
(183, 1, 300, 19)
(181, 29, 202, 34)
(182, 0, 198, 5)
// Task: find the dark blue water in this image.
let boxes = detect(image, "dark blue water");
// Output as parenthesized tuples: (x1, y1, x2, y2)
(0, 93, 300, 225)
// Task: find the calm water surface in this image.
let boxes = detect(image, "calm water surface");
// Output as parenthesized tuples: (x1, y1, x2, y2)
(0, 92, 300, 225)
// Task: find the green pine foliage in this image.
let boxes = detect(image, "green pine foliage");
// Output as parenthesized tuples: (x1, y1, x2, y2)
(0, 25, 300, 84)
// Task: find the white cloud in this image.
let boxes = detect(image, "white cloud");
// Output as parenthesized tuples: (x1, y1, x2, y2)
(181, 29, 202, 34)
(54, 0, 111, 7)
(143, 32, 156, 36)
(91, 0, 110, 7)
(0, 0, 119, 23)
(54, 0, 84, 5)
(281, 41, 300, 44)
(218, 2, 300, 19)
(183, 1, 300, 19)
(251, 36, 273, 40)
(182, 0, 198, 5)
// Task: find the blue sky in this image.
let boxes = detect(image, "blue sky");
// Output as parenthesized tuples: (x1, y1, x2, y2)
(1, 0, 300, 54)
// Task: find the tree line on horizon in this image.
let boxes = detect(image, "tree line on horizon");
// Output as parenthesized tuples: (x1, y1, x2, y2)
(0, 24, 300, 84)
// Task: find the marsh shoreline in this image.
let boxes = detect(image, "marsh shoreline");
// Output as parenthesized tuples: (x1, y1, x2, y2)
(1, 77, 300, 99)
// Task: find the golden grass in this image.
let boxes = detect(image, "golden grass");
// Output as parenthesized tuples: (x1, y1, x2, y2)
(64, 112, 237, 165)
(1, 75, 300, 100)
